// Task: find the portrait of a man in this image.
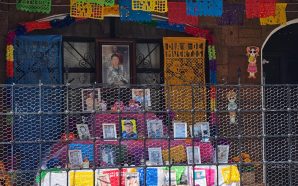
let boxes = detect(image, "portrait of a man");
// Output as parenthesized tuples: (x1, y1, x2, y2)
(68, 150, 83, 168)
(103, 123, 117, 139)
(148, 148, 163, 165)
(121, 119, 138, 139)
(101, 145, 115, 166)
(102, 45, 130, 85)
(81, 88, 101, 111)
(76, 124, 91, 140)
(147, 120, 163, 138)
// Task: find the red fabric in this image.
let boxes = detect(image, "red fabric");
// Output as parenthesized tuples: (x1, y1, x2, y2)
(185, 25, 213, 43)
(246, 0, 276, 18)
(22, 21, 52, 32)
(6, 61, 13, 77)
(168, 2, 199, 26)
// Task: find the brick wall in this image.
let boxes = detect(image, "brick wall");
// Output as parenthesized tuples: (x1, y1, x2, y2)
(0, 0, 298, 84)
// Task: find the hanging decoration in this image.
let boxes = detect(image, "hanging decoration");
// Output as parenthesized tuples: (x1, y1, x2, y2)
(186, 0, 223, 17)
(217, 3, 244, 25)
(168, 2, 199, 26)
(16, 0, 51, 14)
(22, 21, 52, 32)
(163, 37, 207, 123)
(246, 0, 276, 19)
(50, 16, 76, 28)
(120, 0, 152, 22)
(78, 0, 115, 6)
(156, 21, 185, 32)
(246, 46, 260, 79)
(260, 3, 287, 25)
(13, 35, 63, 84)
(70, 0, 104, 20)
(103, 4, 119, 16)
(131, 0, 168, 13)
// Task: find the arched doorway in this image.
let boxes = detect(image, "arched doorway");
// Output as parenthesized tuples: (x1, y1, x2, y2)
(262, 19, 298, 84)
(261, 19, 298, 185)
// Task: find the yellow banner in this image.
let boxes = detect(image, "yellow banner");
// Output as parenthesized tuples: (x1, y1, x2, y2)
(163, 37, 207, 123)
(260, 3, 287, 25)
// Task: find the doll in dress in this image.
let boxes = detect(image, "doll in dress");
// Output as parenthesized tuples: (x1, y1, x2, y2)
(246, 46, 260, 79)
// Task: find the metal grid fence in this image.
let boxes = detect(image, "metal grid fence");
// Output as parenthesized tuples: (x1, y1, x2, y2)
(0, 84, 297, 186)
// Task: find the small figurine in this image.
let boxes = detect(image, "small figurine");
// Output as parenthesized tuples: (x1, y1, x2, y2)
(82, 156, 90, 168)
(227, 90, 237, 124)
(246, 46, 260, 79)
(99, 100, 107, 111)
(111, 101, 125, 112)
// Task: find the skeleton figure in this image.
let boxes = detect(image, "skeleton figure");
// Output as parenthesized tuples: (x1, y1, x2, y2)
(246, 46, 260, 79)
(227, 90, 237, 124)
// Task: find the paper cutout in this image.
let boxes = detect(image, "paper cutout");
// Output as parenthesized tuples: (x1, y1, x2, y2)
(119, 0, 152, 22)
(260, 3, 287, 25)
(77, 0, 114, 6)
(70, 0, 104, 20)
(22, 21, 51, 32)
(156, 21, 185, 32)
(69, 170, 94, 186)
(221, 166, 240, 184)
(246, 0, 276, 18)
(168, 2, 198, 26)
(162, 145, 187, 163)
(246, 46, 259, 79)
(163, 37, 207, 122)
(16, 0, 51, 14)
(186, 0, 223, 16)
(103, 4, 119, 16)
(217, 3, 244, 25)
(131, 0, 168, 13)
(6, 45, 13, 62)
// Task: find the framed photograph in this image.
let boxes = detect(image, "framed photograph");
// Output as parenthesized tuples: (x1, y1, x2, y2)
(76, 124, 91, 140)
(102, 123, 117, 140)
(147, 119, 163, 138)
(132, 88, 151, 107)
(98, 40, 135, 85)
(148, 147, 163, 165)
(161, 170, 177, 186)
(81, 88, 101, 111)
(125, 172, 139, 186)
(68, 150, 83, 168)
(200, 122, 210, 142)
(186, 146, 201, 164)
(216, 145, 230, 163)
(96, 174, 111, 186)
(173, 121, 187, 139)
(100, 145, 116, 166)
(121, 119, 138, 139)
(189, 123, 202, 138)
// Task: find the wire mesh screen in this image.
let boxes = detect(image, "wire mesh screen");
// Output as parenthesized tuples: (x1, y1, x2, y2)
(0, 84, 297, 185)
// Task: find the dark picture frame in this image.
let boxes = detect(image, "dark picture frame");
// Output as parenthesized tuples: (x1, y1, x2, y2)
(97, 39, 136, 84)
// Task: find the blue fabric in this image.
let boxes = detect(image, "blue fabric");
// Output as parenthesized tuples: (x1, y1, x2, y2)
(119, 0, 152, 22)
(186, 0, 223, 17)
(13, 35, 63, 181)
(156, 21, 185, 32)
(14, 35, 62, 84)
